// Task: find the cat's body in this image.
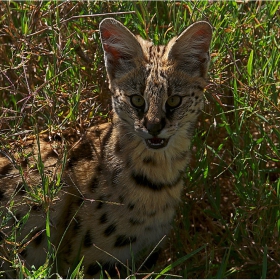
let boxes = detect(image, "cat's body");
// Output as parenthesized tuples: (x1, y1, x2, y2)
(0, 18, 212, 278)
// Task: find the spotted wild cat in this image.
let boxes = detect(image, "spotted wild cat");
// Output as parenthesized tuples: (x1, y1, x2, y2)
(0, 18, 212, 278)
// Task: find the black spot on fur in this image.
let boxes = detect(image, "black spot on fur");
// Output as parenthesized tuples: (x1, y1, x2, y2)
(96, 201, 103, 209)
(99, 213, 108, 224)
(84, 229, 93, 247)
(31, 204, 42, 212)
(143, 250, 161, 269)
(131, 172, 164, 191)
(0, 163, 13, 175)
(53, 134, 62, 141)
(96, 195, 105, 209)
(33, 230, 44, 246)
(129, 218, 144, 225)
(94, 128, 101, 138)
(73, 216, 82, 233)
(0, 231, 4, 242)
(20, 158, 28, 169)
(102, 262, 119, 278)
(104, 224, 117, 237)
(131, 172, 182, 191)
(114, 139, 122, 154)
(75, 197, 84, 207)
(86, 262, 118, 278)
(15, 213, 22, 221)
(0, 189, 5, 200)
(96, 165, 103, 173)
(89, 176, 99, 192)
(127, 203, 135, 211)
(114, 235, 137, 247)
(86, 263, 102, 276)
(143, 157, 156, 165)
(67, 157, 76, 169)
(21, 249, 28, 258)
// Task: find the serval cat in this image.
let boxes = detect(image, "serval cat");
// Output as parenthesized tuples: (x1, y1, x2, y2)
(0, 18, 212, 278)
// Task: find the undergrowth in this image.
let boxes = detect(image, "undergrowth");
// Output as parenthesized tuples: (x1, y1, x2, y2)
(0, 1, 279, 278)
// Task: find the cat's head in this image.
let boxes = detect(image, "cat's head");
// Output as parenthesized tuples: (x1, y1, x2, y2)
(99, 18, 212, 150)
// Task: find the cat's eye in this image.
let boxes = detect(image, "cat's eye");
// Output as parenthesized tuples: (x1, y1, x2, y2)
(166, 95, 182, 109)
(130, 95, 145, 109)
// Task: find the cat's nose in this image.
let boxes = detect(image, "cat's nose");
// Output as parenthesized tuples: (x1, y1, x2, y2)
(144, 117, 166, 136)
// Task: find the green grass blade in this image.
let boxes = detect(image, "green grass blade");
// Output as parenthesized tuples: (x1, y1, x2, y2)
(247, 49, 254, 77)
(155, 246, 205, 279)
(70, 256, 84, 279)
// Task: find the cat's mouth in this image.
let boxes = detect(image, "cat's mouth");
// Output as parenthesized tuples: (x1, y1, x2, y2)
(145, 137, 169, 149)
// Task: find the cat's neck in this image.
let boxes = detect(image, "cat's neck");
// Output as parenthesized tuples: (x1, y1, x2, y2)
(108, 113, 192, 190)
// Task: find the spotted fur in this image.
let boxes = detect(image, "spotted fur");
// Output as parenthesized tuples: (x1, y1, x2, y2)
(0, 18, 212, 278)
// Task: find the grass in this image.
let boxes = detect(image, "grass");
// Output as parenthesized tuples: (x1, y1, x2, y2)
(0, 0, 279, 278)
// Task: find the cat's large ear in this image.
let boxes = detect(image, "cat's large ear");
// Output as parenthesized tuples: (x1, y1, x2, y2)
(167, 21, 212, 78)
(99, 18, 144, 80)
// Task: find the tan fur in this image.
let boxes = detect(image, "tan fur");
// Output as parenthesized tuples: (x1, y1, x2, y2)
(0, 18, 212, 278)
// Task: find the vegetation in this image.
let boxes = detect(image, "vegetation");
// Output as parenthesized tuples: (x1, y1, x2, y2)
(0, 1, 279, 278)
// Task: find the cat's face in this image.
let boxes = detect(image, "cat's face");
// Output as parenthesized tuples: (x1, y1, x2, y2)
(110, 65, 206, 150)
(99, 18, 212, 150)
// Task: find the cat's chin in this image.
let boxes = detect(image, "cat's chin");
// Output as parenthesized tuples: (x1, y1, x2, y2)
(145, 137, 169, 149)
